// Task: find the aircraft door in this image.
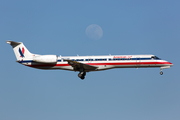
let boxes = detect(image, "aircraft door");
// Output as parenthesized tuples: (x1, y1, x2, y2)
(88, 58, 92, 63)
(136, 57, 141, 66)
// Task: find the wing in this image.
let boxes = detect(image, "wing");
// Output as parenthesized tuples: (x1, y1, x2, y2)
(63, 59, 98, 72)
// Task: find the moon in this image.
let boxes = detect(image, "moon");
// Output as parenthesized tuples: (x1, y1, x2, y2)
(85, 24, 103, 40)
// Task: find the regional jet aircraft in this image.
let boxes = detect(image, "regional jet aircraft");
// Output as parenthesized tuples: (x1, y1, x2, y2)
(7, 41, 173, 80)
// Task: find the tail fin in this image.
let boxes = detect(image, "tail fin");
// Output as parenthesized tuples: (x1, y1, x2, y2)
(6, 41, 33, 60)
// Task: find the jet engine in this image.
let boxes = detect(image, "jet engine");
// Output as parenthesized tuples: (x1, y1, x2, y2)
(33, 55, 58, 63)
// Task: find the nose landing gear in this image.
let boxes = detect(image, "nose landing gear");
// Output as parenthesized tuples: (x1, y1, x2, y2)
(160, 66, 171, 75)
(160, 67, 163, 75)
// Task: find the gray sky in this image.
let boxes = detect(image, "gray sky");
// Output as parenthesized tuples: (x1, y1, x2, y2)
(0, 0, 179, 120)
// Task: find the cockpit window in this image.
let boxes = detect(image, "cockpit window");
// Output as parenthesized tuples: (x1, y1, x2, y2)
(151, 56, 161, 60)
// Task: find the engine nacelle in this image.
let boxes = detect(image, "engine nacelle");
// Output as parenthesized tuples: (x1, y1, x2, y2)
(33, 55, 58, 63)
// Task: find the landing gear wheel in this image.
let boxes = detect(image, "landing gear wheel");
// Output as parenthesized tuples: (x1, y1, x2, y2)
(160, 71, 163, 75)
(78, 72, 86, 80)
(78, 73, 83, 78)
(81, 76, 85, 80)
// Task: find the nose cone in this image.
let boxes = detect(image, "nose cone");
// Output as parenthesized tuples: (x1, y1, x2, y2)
(168, 62, 173, 66)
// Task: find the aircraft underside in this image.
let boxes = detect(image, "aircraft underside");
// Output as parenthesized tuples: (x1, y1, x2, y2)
(22, 61, 172, 80)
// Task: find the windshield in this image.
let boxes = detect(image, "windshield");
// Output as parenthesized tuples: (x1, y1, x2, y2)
(151, 56, 161, 60)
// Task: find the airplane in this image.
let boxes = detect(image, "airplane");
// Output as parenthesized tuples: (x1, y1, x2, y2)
(7, 41, 173, 80)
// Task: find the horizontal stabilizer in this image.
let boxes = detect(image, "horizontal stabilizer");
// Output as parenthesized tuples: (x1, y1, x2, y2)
(6, 41, 22, 48)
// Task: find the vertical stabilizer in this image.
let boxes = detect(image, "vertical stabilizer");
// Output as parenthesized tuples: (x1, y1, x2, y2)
(6, 41, 33, 60)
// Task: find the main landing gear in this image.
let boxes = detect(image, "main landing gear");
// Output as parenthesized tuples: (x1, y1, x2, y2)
(78, 71, 86, 80)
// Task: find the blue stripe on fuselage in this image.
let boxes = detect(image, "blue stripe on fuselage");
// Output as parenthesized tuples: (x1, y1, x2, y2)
(19, 58, 156, 63)
(19, 60, 33, 63)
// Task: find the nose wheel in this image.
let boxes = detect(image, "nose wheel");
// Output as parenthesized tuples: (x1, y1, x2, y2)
(160, 67, 164, 75)
(160, 71, 163, 75)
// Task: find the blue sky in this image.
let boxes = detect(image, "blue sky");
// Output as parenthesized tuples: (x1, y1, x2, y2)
(0, 0, 180, 120)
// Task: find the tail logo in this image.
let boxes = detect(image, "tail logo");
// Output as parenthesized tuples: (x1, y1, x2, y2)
(19, 47, 25, 57)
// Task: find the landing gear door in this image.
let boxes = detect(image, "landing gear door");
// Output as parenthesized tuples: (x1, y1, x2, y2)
(136, 57, 141, 67)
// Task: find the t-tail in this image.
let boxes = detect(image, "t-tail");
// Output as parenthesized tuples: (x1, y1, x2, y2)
(6, 41, 34, 61)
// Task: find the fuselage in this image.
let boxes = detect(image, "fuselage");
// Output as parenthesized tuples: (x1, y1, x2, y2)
(19, 54, 173, 72)
(7, 40, 173, 79)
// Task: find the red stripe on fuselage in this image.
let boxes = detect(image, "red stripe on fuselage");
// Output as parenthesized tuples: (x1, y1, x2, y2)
(25, 61, 172, 68)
